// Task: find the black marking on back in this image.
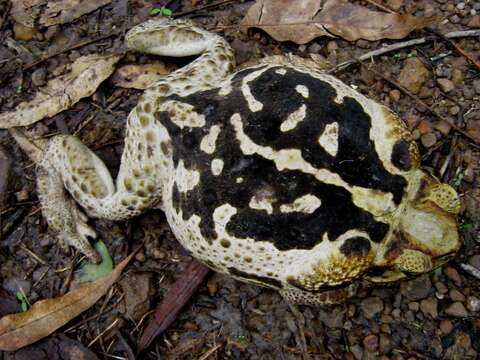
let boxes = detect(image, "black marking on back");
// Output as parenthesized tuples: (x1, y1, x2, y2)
(228, 267, 283, 289)
(156, 66, 404, 251)
(391, 139, 412, 171)
(340, 236, 372, 257)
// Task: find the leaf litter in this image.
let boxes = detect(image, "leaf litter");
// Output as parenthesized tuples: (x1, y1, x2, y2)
(241, 0, 436, 44)
(0, 252, 134, 351)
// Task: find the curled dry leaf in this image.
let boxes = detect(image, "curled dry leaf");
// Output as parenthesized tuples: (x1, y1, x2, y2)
(111, 62, 176, 90)
(39, 0, 112, 27)
(241, 0, 436, 44)
(0, 53, 122, 129)
(0, 253, 134, 352)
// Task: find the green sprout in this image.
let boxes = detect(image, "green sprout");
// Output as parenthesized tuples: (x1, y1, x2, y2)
(460, 223, 473, 230)
(79, 240, 113, 283)
(451, 169, 464, 188)
(16, 291, 29, 312)
(150, 6, 173, 16)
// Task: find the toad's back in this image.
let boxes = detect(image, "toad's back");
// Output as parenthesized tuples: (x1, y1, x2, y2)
(156, 63, 422, 301)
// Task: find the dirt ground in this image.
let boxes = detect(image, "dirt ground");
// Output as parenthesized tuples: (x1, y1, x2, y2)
(0, 0, 479, 359)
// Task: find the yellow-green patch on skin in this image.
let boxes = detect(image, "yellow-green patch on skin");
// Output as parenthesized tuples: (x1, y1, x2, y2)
(393, 249, 432, 273)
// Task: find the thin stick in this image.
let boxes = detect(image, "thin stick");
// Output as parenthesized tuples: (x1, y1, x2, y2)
(23, 32, 120, 70)
(331, 30, 480, 73)
(87, 318, 120, 348)
(460, 263, 480, 280)
(198, 344, 222, 360)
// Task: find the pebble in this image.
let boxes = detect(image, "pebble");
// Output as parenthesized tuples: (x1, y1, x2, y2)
(400, 275, 431, 301)
(444, 267, 462, 286)
(361, 297, 384, 319)
(457, 2, 465, 10)
(363, 334, 379, 352)
(473, 79, 480, 95)
(317, 307, 345, 328)
(408, 302, 419, 312)
(134, 252, 146, 262)
(389, 89, 401, 103)
(420, 297, 438, 319)
(437, 78, 455, 92)
(466, 296, 480, 312)
(451, 68, 464, 85)
(31, 68, 47, 87)
(467, 15, 480, 27)
(435, 281, 448, 294)
(449, 289, 466, 302)
(435, 120, 452, 136)
(15, 189, 29, 202)
(449, 105, 460, 116)
(445, 302, 468, 317)
(386, 0, 404, 10)
(450, 14, 461, 23)
(379, 333, 392, 353)
(421, 133, 437, 148)
(327, 41, 338, 53)
(207, 278, 218, 296)
(380, 323, 391, 334)
(417, 120, 432, 135)
(398, 58, 430, 94)
(153, 248, 166, 259)
(469, 255, 480, 269)
(439, 319, 454, 335)
(308, 42, 323, 54)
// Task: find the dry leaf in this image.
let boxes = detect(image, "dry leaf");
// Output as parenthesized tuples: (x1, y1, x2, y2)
(0, 53, 122, 129)
(111, 62, 176, 90)
(10, 0, 44, 28)
(0, 253, 134, 352)
(40, 0, 112, 27)
(241, 0, 436, 44)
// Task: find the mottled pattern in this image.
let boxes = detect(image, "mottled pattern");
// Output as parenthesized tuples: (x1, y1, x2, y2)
(26, 19, 461, 304)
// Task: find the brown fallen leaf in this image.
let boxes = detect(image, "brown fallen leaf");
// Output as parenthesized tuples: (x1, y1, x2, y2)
(0, 252, 134, 352)
(0, 53, 122, 129)
(111, 62, 176, 90)
(241, 0, 436, 44)
(39, 0, 112, 27)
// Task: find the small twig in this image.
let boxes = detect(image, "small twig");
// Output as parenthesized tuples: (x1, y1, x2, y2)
(198, 344, 222, 360)
(24, 31, 120, 70)
(460, 263, 480, 280)
(448, 40, 480, 71)
(19, 243, 49, 266)
(425, 28, 480, 71)
(332, 30, 480, 73)
(88, 318, 120, 348)
(365, 65, 480, 149)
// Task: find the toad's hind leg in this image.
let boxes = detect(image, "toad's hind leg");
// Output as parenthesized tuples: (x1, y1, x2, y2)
(12, 19, 235, 263)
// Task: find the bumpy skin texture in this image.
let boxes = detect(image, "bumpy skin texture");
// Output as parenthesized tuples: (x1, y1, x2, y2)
(17, 19, 461, 303)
